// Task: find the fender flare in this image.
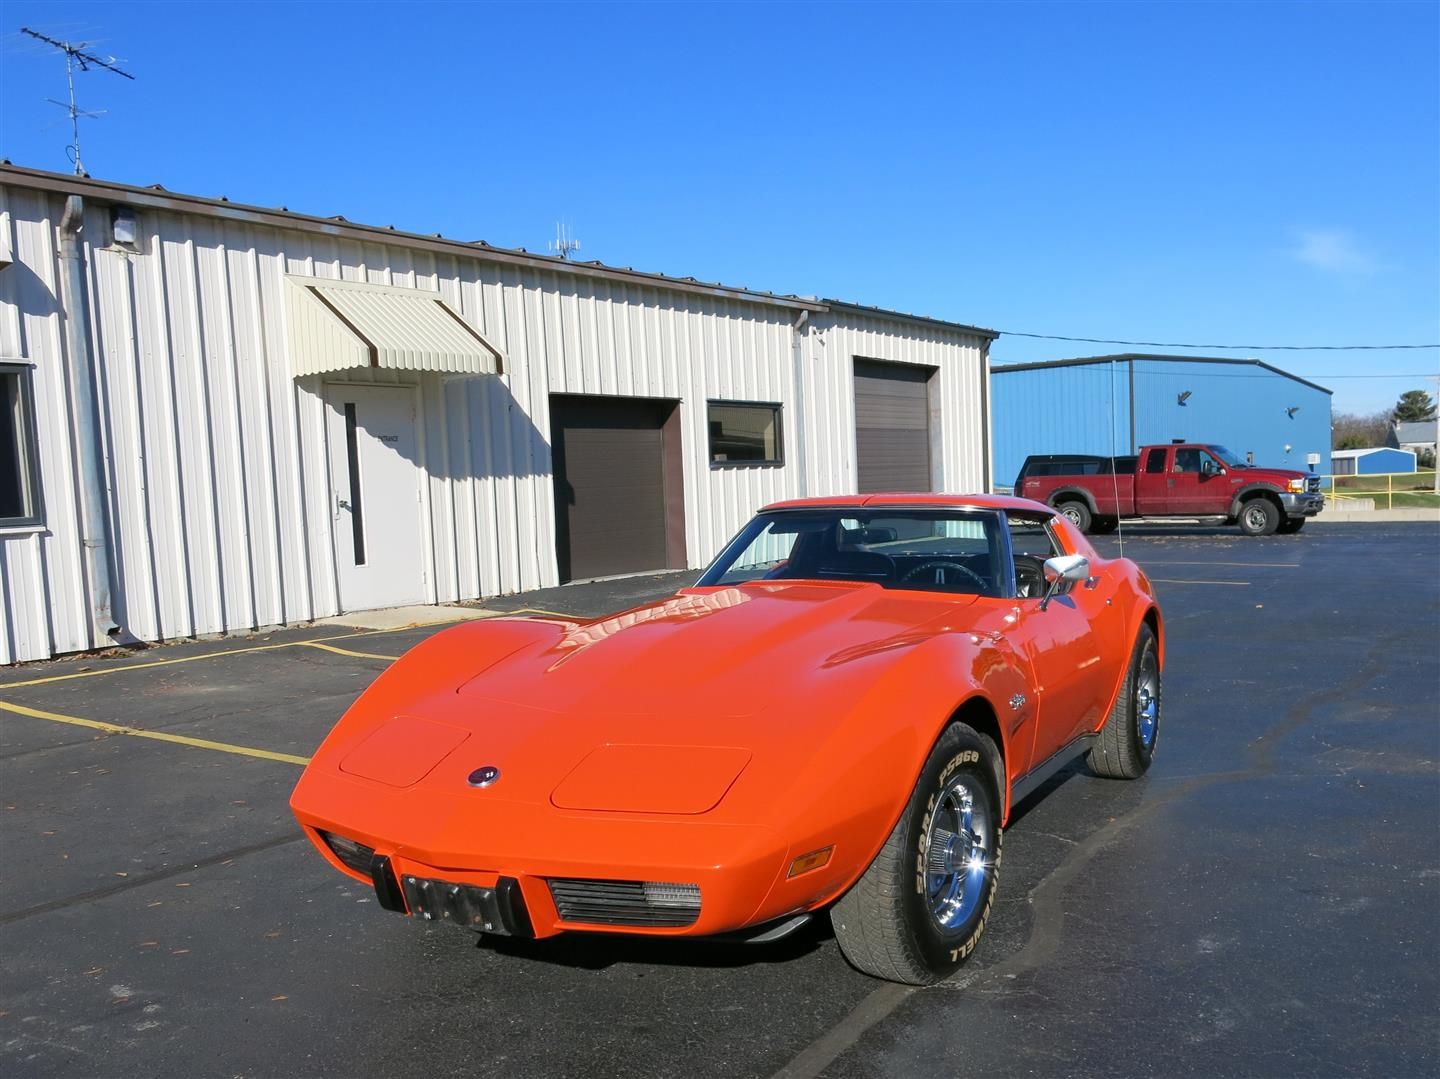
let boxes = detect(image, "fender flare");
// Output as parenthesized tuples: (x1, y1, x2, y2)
(1047, 487, 1098, 513)
(1227, 483, 1283, 518)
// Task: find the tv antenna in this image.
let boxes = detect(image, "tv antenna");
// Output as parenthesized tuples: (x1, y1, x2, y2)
(550, 222, 581, 260)
(20, 27, 135, 176)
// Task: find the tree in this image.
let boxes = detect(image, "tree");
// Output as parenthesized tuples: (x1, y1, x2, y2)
(1331, 410, 1391, 450)
(1392, 389, 1438, 423)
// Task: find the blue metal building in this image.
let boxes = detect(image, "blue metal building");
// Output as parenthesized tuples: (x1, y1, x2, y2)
(989, 355, 1333, 490)
(1330, 447, 1416, 475)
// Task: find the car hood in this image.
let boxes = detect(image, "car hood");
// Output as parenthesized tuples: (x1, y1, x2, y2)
(1233, 466, 1310, 483)
(329, 582, 977, 815)
(463, 582, 974, 716)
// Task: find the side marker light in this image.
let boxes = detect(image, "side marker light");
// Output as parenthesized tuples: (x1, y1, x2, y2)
(787, 846, 834, 879)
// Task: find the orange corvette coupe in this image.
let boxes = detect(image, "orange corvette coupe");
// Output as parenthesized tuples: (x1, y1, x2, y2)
(291, 494, 1163, 984)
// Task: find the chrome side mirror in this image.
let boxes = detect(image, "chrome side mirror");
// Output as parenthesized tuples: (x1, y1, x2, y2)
(1039, 554, 1090, 610)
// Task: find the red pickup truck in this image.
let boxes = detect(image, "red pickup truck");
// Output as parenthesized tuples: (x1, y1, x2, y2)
(1015, 443, 1325, 536)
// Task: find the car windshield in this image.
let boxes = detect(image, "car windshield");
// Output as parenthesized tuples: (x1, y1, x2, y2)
(697, 508, 1007, 596)
(1207, 445, 1247, 468)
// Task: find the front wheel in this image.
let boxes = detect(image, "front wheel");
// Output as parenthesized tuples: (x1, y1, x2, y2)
(1088, 623, 1161, 779)
(1237, 498, 1280, 536)
(831, 723, 1003, 985)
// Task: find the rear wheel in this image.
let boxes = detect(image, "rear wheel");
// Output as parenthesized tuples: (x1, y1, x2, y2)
(1237, 498, 1280, 536)
(1277, 517, 1306, 534)
(1055, 500, 1093, 533)
(1088, 623, 1161, 779)
(831, 723, 1003, 985)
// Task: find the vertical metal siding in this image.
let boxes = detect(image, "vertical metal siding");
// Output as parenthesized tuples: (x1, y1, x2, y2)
(1129, 360, 1331, 476)
(0, 183, 989, 661)
(989, 360, 1133, 489)
(990, 358, 1333, 490)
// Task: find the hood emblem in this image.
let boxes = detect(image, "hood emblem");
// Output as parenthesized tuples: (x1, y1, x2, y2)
(467, 766, 501, 788)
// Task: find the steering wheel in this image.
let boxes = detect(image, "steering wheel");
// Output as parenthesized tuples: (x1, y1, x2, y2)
(900, 560, 989, 591)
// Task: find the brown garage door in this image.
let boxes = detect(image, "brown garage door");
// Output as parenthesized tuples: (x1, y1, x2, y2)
(854, 359, 934, 492)
(551, 395, 682, 582)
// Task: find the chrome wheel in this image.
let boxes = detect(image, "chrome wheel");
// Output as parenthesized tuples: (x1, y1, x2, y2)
(1062, 506, 1083, 525)
(1242, 504, 1268, 532)
(924, 777, 994, 930)
(1136, 648, 1160, 749)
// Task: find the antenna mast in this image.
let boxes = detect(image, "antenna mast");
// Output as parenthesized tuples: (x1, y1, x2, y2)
(550, 222, 581, 261)
(20, 27, 135, 176)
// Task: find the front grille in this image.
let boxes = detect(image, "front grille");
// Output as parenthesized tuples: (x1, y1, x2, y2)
(547, 878, 701, 927)
(1307, 475, 1321, 493)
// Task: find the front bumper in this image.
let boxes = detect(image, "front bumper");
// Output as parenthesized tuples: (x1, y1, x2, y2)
(293, 768, 822, 938)
(1280, 492, 1325, 517)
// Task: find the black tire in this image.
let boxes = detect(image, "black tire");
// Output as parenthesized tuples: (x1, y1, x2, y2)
(1055, 500, 1093, 533)
(1091, 515, 1119, 535)
(1277, 517, 1306, 534)
(1088, 623, 1161, 779)
(831, 723, 1003, 985)
(1236, 498, 1280, 536)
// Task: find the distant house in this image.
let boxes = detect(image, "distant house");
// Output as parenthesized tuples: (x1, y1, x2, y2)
(1388, 420, 1438, 461)
(1330, 447, 1416, 476)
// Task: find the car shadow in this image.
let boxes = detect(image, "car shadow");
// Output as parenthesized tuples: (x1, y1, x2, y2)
(1005, 758, 1088, 828)
(476, 912, 835, 971)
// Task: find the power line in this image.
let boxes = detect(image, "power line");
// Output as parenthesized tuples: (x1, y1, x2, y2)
(995, 330, 1438, 351)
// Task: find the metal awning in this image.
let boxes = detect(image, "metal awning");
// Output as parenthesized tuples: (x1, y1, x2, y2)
(284, 275, 504, 377)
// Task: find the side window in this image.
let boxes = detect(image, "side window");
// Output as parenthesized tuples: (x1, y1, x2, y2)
(1174, 449, 1202, 474)
(1144, 448, 1167, 474)
(1007, 513, 1064, 599)
(0, 364, 43, 527)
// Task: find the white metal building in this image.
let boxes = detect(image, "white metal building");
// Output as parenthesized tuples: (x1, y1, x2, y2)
(0, 164, 995, 663)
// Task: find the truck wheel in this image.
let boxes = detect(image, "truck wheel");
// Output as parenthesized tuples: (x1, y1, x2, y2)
(1091, 516, 1119, 534)
(1055, 500, 1092, 533)
(1088, 623, 1160, 779)
(1277, 518, 1306, 534)
(1237, 498, 1279, 536)
(831, 722, 1003, 985)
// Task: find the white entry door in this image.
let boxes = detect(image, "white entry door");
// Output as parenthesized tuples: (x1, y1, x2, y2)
(325, 384, 426, 611)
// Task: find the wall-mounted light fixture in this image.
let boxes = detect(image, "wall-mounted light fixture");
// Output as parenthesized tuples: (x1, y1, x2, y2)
(110, 205, 139, 249)
(1177, 390, 1192, 406)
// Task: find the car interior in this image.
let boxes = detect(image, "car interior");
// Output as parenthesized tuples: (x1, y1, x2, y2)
(705, 510, 1071, 599)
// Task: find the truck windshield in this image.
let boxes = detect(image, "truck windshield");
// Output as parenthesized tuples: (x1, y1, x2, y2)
(1207, 445, 1247, 468)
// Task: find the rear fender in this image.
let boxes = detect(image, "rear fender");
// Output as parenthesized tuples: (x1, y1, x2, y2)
(1047, 487, 1098, 513)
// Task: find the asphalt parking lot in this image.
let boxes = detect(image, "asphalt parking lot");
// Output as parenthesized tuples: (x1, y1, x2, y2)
(2, 523, 1437, 1078)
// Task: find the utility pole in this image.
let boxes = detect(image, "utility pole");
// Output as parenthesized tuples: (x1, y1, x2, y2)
(20, 27, 135, 175)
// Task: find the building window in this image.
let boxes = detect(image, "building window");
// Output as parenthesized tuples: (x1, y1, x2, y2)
(708, 401, 783, 467)
(0, 364, 43, 527)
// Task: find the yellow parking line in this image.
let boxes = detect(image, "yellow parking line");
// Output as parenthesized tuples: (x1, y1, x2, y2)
(0, 626, 421, 690)
(1149, 578, 1252, 586)
(502, 607, 582, 619)
(0, 700, 310, 766)
(298, 641, 400, 661)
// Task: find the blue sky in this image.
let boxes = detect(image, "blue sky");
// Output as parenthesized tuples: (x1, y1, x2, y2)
(2, 0, 1436, 413)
